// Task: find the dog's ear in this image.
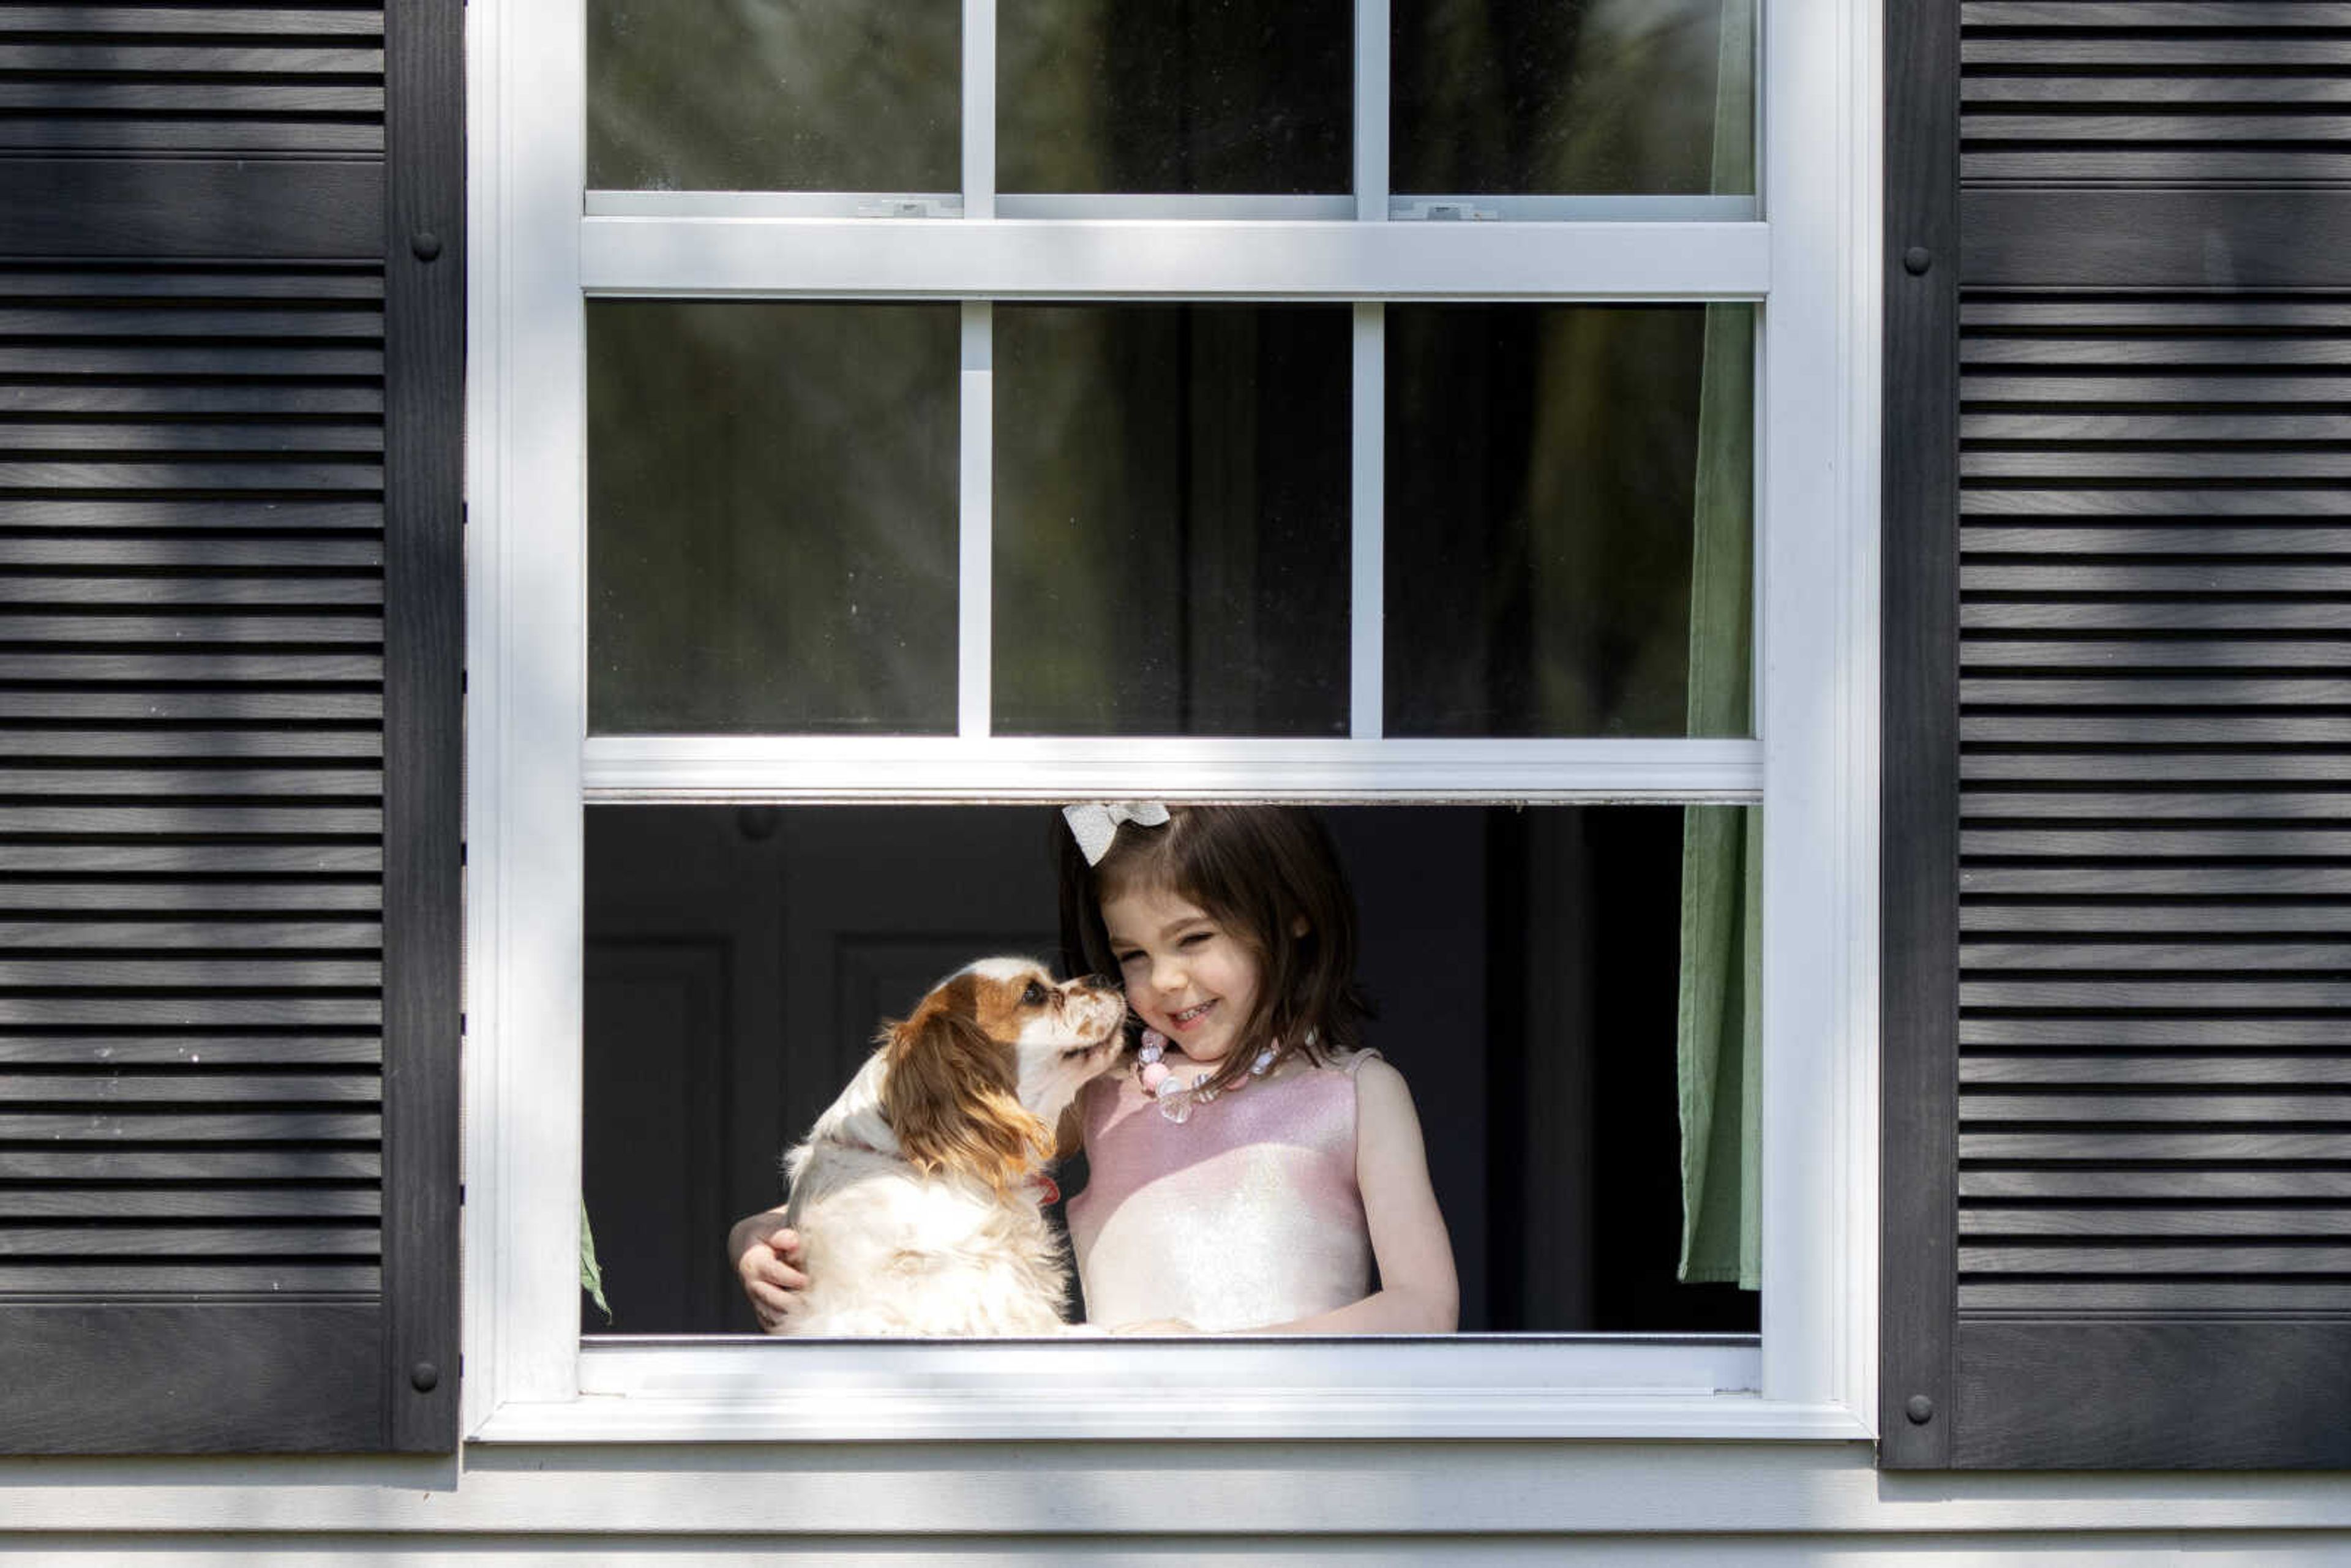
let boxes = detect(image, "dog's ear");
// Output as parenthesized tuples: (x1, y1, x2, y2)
(881, 1002, 1052, 1193)
(1053, 1098, 1086, 1161)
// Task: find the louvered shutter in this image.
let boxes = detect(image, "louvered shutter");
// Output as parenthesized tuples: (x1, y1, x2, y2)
(0, 1, 461, 1452)
(1884, 0, 2351, 1468)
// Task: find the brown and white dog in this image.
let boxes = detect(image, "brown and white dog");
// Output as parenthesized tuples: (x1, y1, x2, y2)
(773, 958, 1125, 1336)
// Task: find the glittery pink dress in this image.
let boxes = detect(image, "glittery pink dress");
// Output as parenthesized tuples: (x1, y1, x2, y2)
(1067, 1052, 1377, 1332)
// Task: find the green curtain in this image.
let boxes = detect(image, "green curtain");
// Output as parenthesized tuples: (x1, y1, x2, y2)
(1675, 0, 1761, 1289)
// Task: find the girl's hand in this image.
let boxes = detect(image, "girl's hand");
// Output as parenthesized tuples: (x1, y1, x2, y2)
(727, 1207, 807, 1333)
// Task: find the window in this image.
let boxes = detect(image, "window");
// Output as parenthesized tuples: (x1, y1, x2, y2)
(464, 0, 1877, 1440)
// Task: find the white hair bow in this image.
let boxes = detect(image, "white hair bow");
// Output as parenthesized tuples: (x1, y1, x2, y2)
(1062, 801, 1171, 866)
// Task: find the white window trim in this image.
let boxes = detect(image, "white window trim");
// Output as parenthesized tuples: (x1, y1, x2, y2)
(462, 0, 1881, 1444)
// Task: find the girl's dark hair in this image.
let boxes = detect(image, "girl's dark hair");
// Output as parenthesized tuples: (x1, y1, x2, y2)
(1057, 805, 1373, 1096)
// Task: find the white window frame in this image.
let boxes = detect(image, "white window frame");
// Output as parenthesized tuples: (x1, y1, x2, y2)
(461, 0, 1881, 1443)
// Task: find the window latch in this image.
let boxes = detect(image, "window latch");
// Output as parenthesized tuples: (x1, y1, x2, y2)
(855, 197, 964, 219)
(1390, 200, 1499, 222)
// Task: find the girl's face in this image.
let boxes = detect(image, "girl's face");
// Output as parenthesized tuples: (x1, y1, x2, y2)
(1099, 882, 1264, 1067)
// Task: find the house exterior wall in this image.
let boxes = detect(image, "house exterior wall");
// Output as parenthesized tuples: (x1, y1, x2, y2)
(4, 1443, 2351, 1556)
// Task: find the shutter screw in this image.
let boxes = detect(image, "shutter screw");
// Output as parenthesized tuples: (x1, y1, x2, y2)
(410, 1361, 441, 1393)
(411, 231, 444, 262)
(1902, 247, 1932, 276)
(1905, 1394, 1935, 1425)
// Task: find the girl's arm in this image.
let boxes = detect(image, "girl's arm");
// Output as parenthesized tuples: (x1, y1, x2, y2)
(1257, 1057, 1460, 1335)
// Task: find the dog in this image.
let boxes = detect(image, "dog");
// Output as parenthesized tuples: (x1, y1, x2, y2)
(772, 958, 1126, 1336)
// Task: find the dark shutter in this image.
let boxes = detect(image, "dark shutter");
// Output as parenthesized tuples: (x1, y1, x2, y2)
(0, 0, 461, 1453)
(1884, 0, 2351, 1468)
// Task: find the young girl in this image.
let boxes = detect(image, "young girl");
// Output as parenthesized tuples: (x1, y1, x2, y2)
(732, 804, 1458, 1335)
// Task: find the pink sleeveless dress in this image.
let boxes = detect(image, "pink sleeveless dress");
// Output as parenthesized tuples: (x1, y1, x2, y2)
(1067, 1052, 1377, 1332)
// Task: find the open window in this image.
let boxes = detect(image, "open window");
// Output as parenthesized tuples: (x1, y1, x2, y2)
(464, 0, 1874, 1441)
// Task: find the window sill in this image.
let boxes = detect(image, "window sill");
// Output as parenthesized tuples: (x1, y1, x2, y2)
(469, 1336, 1870, 1444)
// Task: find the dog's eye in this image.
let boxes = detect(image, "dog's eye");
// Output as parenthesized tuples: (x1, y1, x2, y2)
(1021, 981, 1048, 1007)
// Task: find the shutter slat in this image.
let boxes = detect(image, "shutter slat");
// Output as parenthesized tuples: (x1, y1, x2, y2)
(1965, 711, 2351, 739)
(1961, 905, 2351, 933)
(1962, 675, 2351, 701)
(1964, 1243, 2351, 1273)
(0, 1188, 378, 1219)
(1962, 829, 2351, 857)
(0, 307, 381, 339)
(0, 121, 383, 154)
(1962, 866, 2351, 894)
(0, 995, 380, 1025)
(0, 771, 378, 799)
(1972, 79, 2351, 107)
(0, 1110, 379, 1139)
(0, 44, 381, 72)
(0, 1148, 377, 1179)
(0, 805, 380, 832)
(0, 580, 383, 608)
(1962, 38, 2351, 65)
(1963, 2, 2351, 25)
(0, 1071, 378, 1100)
(1961, 1129, 2351, 1158)
(1965, 337, 2351, 366)
(1965, 489, 2351, 516)
(1965, 1207, 2351, 1236)
(1963, 562, 2351, 591)
(0, 384, 382, 415)
(0, 614, 384, 643)
(0, 845, 380, 872)
(0, 1263, 377, 1292)
(1962, 1015, 2351, 1044)
(0, 1035, 378, 1065)
(1963, 942, 2351, 971)
(1965, 412, 2351, 440)
(0, 1225, 378, 1257)
(1963, 754, 2351, 782)
(1968, 114, 2351, 144)
(1966, 792, 2351, 819)
(0, 920, 380, 948)
(0, 883, 381, 912)
(1962, 977, 2351, 1004)
(1969, 152, 2351, 181)
(0, 731, 383, 760)
(1962, 1089, 2351, 1119)
(0, 691, 381, 721)
(0, 345, 381, 375)
(0, 654, 382, 683)
(1965, 1054, 2351, 1082)
(0, 9, 383, 36)
(1965, 377, 2351, 403)
(1963, 526, 2351, 553)
(0, 459, 382, 490)
(0, 500, 380, 530)
(0, 422, 384, 454)
(1963, 1281, 2351, 1310)
(1964, 1168, 2351, 1198)
(0, 956, 381, 985)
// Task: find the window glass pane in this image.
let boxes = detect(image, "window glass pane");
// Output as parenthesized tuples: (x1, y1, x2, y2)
(588, 302, 960, 733)
(999, 0, 1352, 194)
(1392, 0, 1755, 195)
(583, 804, 1761, 1336)
(1385, 304, 1755, 738)
(588, 0, 959, 191)
(992, 305, 1351, 736)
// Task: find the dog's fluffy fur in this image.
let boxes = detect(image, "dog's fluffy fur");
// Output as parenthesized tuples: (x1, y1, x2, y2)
(773, 958, 1125, 1337)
